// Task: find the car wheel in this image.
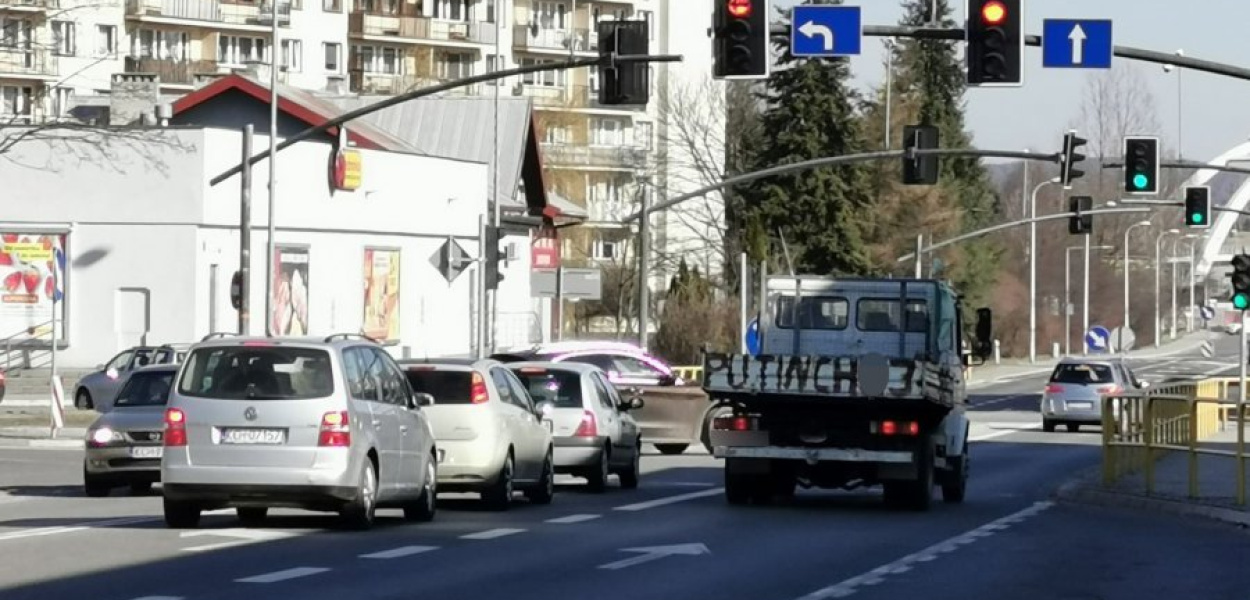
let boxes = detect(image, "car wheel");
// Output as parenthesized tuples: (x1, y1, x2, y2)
(654, 443, 689, 455)
(163, 497, 201, 528)
(404, 454, 438, 522)
(617, 440, 641, 490)
(83, 465, 110, 498)
(525, 451, 555, 505)
(340, 459, 378, 531)
(75, 389, 93, 411)
(1042, 419, 1056, 433)
(237, 507, 268, 526)
(482, 453, 514, 511)
(586, 445, 609, 492)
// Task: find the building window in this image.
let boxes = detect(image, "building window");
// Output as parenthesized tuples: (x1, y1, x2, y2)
(635, 121, 652, 149)
(51, 21, 75, 56)
(437, 52, 473, 79)
(485, 53, 501, 85)
(1, 18, 33, 49)
(353, 45, 401, 74)
(51, 86, 72, 118)
(0, 85, 34, 123)
(431, 0, 470, 21)
(534, 1, 566, 30)
(592, 237, 621, 260)
(323, 42, 341, 72)
(590, 117, 626, 146)
(281, 39, 302, 72)
(136, 29, 189, 60)
(95, 24, 117, 56)
(322, 0, 341, 12)
(219, 35, 268, 66)
(519, 57, 562, 87)
(542, 124, 568, 144)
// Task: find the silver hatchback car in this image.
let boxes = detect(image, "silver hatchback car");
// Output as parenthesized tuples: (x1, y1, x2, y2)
(161, 334, 439, 530)
(1041, 358, 1147, 432)
(83, 364, 179, 497)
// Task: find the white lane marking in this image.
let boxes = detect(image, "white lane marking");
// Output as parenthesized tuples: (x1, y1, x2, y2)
(236, 567, 330, 584)
(972, 394, 1032, 408)
(970, 425, 1041, 442)
(658, 481, 717, 487)
(128, 596, 184, 600)
(793, 501, 1054, 600)
(613, 488, 724, 512)
(181, 528, 295, 553)
(360, 545, 439, 559)
(460, 528, 526, 540)
(0, 516, 157, 542)
(545, 513, 601, 524)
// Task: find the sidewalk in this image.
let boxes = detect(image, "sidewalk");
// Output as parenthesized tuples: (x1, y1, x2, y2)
(0, 404, 95, 448)
(968, 331, 1213, 386)
(1056, 423, 1250, 528)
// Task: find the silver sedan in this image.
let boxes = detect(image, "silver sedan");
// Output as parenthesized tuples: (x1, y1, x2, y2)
(83, 364, 178, 496)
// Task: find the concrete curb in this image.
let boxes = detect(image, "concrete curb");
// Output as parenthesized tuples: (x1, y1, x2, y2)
(1053, 469, 1250, 529)
(0, 427, 87, 449)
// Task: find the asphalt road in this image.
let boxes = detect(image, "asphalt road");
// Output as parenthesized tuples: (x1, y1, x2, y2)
(0, 338, 1246, 600)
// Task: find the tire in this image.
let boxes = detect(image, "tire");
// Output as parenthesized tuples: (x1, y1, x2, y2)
(163, 497, 201, 528)
(340, 459, 378, 531)
(941, 453, 968, 504)
(1066, 423, 1080, 433)
(586, 445, 609, 493)
(1042, 419, 1056, 433)
(525, 451, 555, 505)
(404, 454, 438, 522)
(237, 507, 268, 526)
(83, 467, 111, 498)
(905, 443, 935, 511)
(129, 481, 153, 495)
(654, 443, 689, 455)
(75, 389, 93, 411)
(617, 440, 641, 490)
(482, 453, 514, 511)
(771, 469, 797, 500)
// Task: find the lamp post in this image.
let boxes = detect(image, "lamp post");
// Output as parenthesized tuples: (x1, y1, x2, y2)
(1066, 244, 1111, 356)
(1155, 229, 1180, 347)
(1170, 234, 1199, 339)
(1029, 178, 1060, 363)
(1121, 221, 1152, 353)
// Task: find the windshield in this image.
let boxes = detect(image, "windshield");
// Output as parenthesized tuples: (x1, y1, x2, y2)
(405, 369, 473, 404)
(510, 368, 583, 408)
(177, 346, 334, 400)
(1050, 363, 1115, 385)
(114, 370, 175, 407)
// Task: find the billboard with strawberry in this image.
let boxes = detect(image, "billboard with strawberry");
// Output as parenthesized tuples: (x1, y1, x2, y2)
(0, 232, 67, 343)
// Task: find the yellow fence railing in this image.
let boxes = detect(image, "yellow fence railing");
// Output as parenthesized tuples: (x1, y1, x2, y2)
(673, 365, 703, 384)
(1101, 377, 1248, 506)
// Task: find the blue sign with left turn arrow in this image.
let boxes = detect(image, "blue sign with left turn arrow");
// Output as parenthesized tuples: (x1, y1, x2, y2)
(790, 5, 862, 58)
(1042, 19, 1113, 69)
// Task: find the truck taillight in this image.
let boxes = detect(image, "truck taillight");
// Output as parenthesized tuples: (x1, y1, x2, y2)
(873, 420, 919, 436)
(713, 416, 758, 431)
(164, 408, 187, 447)
(318, 411, 351, 447)
(573, 410, 597, 437)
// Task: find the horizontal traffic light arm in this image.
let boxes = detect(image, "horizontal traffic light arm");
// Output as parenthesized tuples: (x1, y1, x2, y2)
(627, 147, 1062, 222)
(894, 207, 1152, 264)
(766, 24, 1250, 83)
(209, 52, 684, 186)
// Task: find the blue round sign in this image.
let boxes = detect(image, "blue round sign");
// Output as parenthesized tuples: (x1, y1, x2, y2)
(745, 318, 761, 356)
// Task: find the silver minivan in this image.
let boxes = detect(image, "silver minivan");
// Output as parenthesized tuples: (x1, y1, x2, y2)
(161, 334, 439, 530)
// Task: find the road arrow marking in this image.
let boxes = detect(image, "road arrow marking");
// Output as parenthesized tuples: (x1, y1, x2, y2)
(180, 528, 294, 552)
(798, 21, 834, 52)
(1068, 24, 1086, 65)
(597, 543, 709, 570)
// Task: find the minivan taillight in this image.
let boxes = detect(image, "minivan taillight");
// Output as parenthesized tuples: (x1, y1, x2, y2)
(318, 411, 351, 447)
(573, 410, 597, 437)
(164, 408, 187, 447)
(1045, 384, 1064, 394)
(471, 372, 489, 404)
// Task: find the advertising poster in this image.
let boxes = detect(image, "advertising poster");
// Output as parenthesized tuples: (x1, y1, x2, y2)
(0, 232, 67, 343)
(271, 246, 310, 336)
(362, 248, 400, 342)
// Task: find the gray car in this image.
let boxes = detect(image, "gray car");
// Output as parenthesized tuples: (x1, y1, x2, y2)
(75, 344, 189, 411)
(83, 364, 179, 497)
(1041, 358, 1148, 432)
(507, 362, 644, 491)
(161, 334, 438, 531)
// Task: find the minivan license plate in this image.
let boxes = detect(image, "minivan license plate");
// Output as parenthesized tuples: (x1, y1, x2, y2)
(221, 428, 285, 445)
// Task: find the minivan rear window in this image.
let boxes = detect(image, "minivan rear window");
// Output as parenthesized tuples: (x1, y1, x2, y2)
(510, 368, 583, 408)
(405, 369, 473, 404)
(1050, 363, 1115, 385)
(177, 346, 334, 400)
(115, 370, 176, 407)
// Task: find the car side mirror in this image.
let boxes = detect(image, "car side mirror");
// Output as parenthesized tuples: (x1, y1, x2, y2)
(1136, 380, 1150, 389)
(974, 307, 993, 357)
(105, 368, 119, 380)
(413, 392, 435, 407)
(536, 401, 555, 418)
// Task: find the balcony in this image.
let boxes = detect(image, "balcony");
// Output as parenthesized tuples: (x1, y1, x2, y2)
(512, 26, 594, 53)
(0, 47, 56, 77)
(542, 142, 648, 170)
(126, 0, 291, 28)
(348, 69, 481, 95)
(0, 0, 59, 11)
(125, 57, 220, 85)
(520, 84, 642, 112)
(348, 12, 497, 45)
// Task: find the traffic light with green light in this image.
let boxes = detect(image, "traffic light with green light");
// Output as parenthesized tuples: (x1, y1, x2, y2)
(1184, 186, 1211, 229)
(1123, 136, 1159, 194)
(1232, 254, 1250, 310)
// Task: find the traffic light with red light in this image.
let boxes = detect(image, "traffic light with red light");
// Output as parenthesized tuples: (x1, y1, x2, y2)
(713, 0, 769, 80)
(965, 0, 1023, 86)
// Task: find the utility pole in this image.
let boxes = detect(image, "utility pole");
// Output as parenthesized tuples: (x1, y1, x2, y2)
(239, 124, 254, 335)
(637, 191, 650, 350)
(264, 0, 280, 337)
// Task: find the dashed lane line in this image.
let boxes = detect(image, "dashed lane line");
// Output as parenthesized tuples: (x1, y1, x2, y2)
(0, 516, 158, 542)
(792, 501, 1054, 599)
(613, 488, 724, 512)
(360, 546, 439, 559)
(236, 567, 330, 584)
(460, 528, 526, 540)
(127, 596, 184, 600)
(545, 514, 601, 524)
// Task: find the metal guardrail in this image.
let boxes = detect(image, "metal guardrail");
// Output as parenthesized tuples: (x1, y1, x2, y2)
(1, 321, 53, 373)
(673, 365, 702, 384)
(1101, 377, 1247, 506)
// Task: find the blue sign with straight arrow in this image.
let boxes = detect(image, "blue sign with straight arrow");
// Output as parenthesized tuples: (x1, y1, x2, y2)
(1042, 19, 1113, 69)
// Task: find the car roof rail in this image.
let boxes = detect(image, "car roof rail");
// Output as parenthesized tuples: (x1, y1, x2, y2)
(324, 333, 380, 344)
(200, 332, 240, 342)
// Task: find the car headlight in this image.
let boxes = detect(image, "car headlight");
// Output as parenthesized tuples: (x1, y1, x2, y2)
(88, 427, 122, 447)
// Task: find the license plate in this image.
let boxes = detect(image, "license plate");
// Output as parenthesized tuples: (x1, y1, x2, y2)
(1067, 402, 1094, 410)
(129, 446, 163, 459)
(221, 428, 286, 445)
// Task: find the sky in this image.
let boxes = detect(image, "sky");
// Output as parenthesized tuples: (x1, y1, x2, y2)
(772, 0, 1250, 164)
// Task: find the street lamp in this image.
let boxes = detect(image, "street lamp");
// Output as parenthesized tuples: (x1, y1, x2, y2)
(1155, 228, 1180, 347)
(1029, 177, 1061, 363)
(1170, 233, 1200, 339)
(1066, 244, 1111, 355)
(1122, 221, 1152, 353)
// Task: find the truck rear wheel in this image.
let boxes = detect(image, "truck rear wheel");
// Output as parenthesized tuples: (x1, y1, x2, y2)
(884, 443, 934, 511)
(941, 452, 968, 504)
(725, 471, 753, 505)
